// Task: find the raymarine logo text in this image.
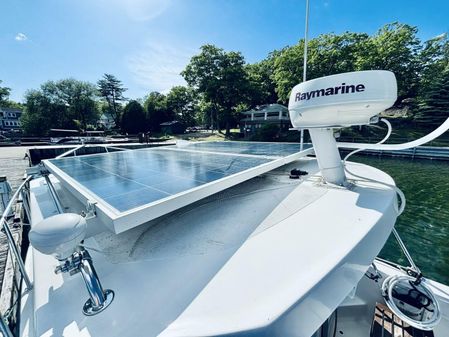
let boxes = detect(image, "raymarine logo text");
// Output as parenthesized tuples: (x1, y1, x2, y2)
(295, 83, 365, 102)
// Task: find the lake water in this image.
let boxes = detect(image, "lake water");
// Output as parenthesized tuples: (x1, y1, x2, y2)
(0, 147, 448, 284)
(353, 155, 449, 285)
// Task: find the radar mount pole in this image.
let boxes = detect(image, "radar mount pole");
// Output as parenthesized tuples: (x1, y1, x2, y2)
(300, 0, 346, 186)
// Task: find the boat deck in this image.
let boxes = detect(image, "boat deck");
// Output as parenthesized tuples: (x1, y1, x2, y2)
(21, 158, 399, 337)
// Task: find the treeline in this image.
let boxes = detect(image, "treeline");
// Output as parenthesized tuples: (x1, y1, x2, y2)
(0, 74, 201, 136)
(1, 22, 448, 136)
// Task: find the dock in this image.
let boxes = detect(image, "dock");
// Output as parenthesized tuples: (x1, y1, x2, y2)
(339, 145, 449, 160)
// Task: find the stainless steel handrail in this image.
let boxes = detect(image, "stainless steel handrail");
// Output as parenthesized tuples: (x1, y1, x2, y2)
(43, 175, 64, 214)
(0, 176, 33, 292)
(0, 176, 34, 337)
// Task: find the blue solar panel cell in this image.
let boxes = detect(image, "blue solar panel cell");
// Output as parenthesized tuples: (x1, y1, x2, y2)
(153, 178, 204, 195)
(104, 187, 170, 212)
(90, 180, 145, 198)
(189, 170, 226, 183)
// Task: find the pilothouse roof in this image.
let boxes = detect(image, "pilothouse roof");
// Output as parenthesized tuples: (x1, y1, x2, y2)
(43, 141, 313, 233)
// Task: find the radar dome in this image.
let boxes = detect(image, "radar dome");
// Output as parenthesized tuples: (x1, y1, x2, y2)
(288, 70, 397, 128)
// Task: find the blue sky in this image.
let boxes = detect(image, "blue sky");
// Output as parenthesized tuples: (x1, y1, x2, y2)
(1, 0, 448, 102)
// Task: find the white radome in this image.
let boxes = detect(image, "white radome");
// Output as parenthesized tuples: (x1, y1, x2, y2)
(288, 70, 397, 128)
(29, 213, 87, 260)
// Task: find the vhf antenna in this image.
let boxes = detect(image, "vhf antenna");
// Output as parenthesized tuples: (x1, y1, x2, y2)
(303, 0, 309, 83)
(300, 0, 310, 151)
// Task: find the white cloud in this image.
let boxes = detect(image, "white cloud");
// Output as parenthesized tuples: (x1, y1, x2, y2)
(15, 33, 28, 41)
(127, 43, 195, 94)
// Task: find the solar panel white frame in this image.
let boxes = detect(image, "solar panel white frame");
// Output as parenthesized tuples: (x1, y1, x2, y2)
(43, 142, 313, 233)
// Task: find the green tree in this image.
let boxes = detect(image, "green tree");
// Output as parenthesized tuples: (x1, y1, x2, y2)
(196, 97, 217, 130)
(273, 32, 369, 102)
(21, 79, 98, 136)
(414, 68, 449, 127)
(182, 44, 250, 135)
(0, 80, 11, 106)
(166, 86, 197, 126)
(121, 100, 146, 134)
(97, 74, 127, 128)
(21, 90, 54, 136)
(272, 23, 422, 103)
(245, 51, 280, 105)
(0, 81, 22, 108)
(308, 32, 368, 78)
(144, 92, 171, 131)
(357, 23, 422, 101)
(272, 43, 304, 103)
(418, 33, 449, 97)
(66, 81, 99, 130)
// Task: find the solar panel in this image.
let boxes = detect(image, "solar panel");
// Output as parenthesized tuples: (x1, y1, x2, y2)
(174, 141, 307, 157)
(44, 141, 313, 233)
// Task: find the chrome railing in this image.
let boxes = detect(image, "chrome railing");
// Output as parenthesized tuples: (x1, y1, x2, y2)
(0, 176, 34, 337)
(1, 176, 33, 291)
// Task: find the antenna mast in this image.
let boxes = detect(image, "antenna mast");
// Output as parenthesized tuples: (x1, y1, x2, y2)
(303, 0, 309, 82)
(300, 0, 309, 150)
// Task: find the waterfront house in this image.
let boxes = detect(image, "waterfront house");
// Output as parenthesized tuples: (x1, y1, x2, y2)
(240, 104, 291, 135)
(0, 107, 23, 132)
(97, 113, 116, 130)
(160, 120, 185, 135)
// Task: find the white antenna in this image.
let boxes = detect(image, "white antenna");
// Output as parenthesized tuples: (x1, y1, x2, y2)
(303, 0, 310, 82)
(299, 0, 309, 150)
